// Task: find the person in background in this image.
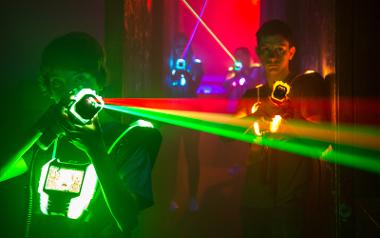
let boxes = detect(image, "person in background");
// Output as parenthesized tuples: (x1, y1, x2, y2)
(163, 32, 203, 212)
(223, 47, 266, 113)
(224, 47, 265, 102)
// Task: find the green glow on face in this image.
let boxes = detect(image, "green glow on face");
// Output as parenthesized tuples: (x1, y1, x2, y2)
(104, 105, 380, 174)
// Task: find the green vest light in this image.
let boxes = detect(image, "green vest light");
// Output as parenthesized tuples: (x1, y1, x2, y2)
(38, 158, 97, 219)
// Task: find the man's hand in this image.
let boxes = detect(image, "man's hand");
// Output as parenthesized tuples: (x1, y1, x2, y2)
(252, 96, 292, 120)
(61, 116, 104, 155)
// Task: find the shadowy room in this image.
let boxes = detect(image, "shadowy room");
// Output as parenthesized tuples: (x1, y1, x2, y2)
(0, 0, 379, 237)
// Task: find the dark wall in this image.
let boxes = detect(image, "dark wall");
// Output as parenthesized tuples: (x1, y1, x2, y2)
(261, 0, 380, 237)
(0, 0, 104, 136)
(260, 0, 335, 76)
(335, 0, 380, 237)
(122, 0, 164, 98)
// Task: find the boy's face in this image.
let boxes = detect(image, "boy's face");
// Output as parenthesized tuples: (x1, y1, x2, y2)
(235, 50, 251, 69)
(47, 69, 101, 103)
(256, 34, 295, 77)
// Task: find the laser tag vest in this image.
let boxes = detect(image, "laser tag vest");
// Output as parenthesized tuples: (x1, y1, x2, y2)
(238, 71, 328, 120)
(25, 119, 161, 237)
(240, 71, 328, 208)
(166, 57, 203, 98)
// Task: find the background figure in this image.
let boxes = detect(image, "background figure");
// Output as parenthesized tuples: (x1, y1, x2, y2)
(238, 20, 328, 238)
(166, 32, 203, 97)
(163, 32, 203, 212)
(223, 47, 266, 113)
(0, 32, 161, 238)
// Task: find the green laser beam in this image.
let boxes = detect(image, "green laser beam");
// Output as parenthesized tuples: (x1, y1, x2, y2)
(104, 105, 380, 174)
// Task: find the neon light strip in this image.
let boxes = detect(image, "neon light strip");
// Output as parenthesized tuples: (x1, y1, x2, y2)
(181, 0, 208, 59)
(181, 0, 236, 62)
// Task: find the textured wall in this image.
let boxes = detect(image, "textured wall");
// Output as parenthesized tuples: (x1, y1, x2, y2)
(260, 0, 335, 76)
(124, 0, 152, 97)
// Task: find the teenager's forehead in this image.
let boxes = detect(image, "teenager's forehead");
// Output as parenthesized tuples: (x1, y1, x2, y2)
(47, 68, 78, 77)
(258, 34, 290, 46)
(48, 69, 99, 87)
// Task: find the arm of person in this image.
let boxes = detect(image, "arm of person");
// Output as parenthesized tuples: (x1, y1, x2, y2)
(0, 129, 42, 182)
(72, 119, 161, 234)
(275, 72, 332, 153)
(234, 88, 260, 119)
(291, 72, 330, 123)
(85, 138, 138, 233)
(108, 123, 162, 210)
(191, 59, 204, 87)
(68, 120, 139, 233)
(0, 104, 62, 182)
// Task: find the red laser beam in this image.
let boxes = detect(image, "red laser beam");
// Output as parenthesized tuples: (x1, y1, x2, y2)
(104, 97, 380, 126)
(104, 98, 234, 113)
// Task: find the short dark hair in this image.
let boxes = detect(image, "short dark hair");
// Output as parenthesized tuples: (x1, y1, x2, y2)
(234, 47, 251, 57)
(38, 32, 107, 94)
(174, 32, 188, 48)
(256, 19, 294, 46)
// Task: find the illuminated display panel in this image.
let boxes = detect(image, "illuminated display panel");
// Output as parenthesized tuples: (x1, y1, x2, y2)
(44, 165, 85, 194)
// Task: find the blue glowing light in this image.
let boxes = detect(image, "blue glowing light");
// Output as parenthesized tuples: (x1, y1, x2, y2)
(176, 59, 186, 70)
(180, 75, 187, 86)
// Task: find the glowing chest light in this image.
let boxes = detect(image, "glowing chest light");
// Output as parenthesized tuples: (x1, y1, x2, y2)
(38, 158, 97, 219)
(171, 58, 189, 87)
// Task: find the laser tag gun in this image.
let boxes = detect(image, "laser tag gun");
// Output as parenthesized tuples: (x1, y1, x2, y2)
(37, 88, 104, 150)
(233, 61, 243, 72)
(170, 58, 192, 87)
(225, 61, 247, 88)
(38, 157, 97, 219)
(256, 80, 292, 118)
(246, 81, 292, 136)
(0, 88, 104, 182)
(67, 88, 104, 125)
(270, 80, 291, 105)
